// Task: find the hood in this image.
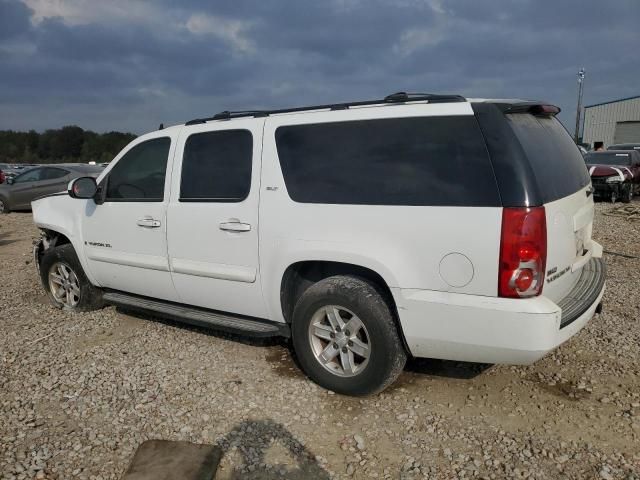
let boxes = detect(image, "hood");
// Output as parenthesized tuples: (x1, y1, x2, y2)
(587, 164, 633, 180)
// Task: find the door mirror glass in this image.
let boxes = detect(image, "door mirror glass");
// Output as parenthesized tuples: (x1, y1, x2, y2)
(68, 176, 97, 199)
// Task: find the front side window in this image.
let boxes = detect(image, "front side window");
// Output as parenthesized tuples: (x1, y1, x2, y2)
(105, 138, 170, 201)
(275, 116, 500, 206)
(180, 130, 253, 202)
(15, 168, 42, 183)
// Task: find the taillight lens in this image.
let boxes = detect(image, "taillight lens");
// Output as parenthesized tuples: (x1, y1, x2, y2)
(499, 207, 547, 298)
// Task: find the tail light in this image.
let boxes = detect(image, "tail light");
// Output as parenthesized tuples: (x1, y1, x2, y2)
(499, 207, 547, 298)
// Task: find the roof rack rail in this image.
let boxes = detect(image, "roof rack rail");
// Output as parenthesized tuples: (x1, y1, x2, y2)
(183, 91, 466, 125)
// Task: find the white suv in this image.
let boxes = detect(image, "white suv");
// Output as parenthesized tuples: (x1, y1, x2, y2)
(32, 93, 606, 395)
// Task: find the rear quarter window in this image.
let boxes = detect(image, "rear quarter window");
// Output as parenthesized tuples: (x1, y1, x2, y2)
(506, 114, 590, 203)
(275, 116, 500, 206)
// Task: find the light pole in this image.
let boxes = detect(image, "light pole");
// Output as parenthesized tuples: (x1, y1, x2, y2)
(574, 68, 585, 144)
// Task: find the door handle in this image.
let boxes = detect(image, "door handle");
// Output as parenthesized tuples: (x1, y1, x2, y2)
(219, 221, 251, 232)
(137, 217, 161, 228)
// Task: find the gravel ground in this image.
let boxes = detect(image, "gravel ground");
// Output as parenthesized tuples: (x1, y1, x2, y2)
(1, 203, 639, 480)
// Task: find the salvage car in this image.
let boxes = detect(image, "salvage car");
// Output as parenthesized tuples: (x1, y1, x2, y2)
(31, 93, 606, 395)
(0, 164, 103, 213)
(585, 150, 640, 203)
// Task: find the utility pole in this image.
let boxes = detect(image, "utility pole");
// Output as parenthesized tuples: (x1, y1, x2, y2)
(574, 68, 585, 144)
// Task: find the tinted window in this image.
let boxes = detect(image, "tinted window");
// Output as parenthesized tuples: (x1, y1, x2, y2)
(506, 114, 590, 203)
(14, 168, 42, 183)
(41, 168, 69, 180)
(607, 144, 640, 151)
(275, 116, 500, 206)
(106, 138, 170, 201)
(585, 152, 633, 166)
(180, 130, 252, 202)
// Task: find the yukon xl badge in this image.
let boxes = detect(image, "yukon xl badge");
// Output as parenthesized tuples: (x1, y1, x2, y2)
(85, 241, 112, 248)
(547, 265, 570, 283)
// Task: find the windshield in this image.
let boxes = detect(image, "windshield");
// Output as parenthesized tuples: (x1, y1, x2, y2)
(585, 152, 632, 166)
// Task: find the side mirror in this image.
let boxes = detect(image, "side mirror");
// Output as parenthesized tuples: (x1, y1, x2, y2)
(68, 176, 97, 199)
(6, 177, 14, 185)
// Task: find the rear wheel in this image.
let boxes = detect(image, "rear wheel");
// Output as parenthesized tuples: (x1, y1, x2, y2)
(291, 275, 407, 396)
(40, 244, 103, 311)
(0, 196, 9, 214)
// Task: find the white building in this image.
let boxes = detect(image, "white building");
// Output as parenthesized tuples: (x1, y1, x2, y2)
(582, 95, 640, 148)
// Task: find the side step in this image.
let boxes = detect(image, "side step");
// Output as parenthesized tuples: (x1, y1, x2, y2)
(103, 291, 289, 338)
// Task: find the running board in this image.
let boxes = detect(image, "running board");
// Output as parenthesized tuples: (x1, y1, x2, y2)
(103, 291, 289, 338)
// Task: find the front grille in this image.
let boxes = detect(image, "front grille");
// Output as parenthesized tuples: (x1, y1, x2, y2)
(591, 177, 608, 185)
(557, 257, 606, 328)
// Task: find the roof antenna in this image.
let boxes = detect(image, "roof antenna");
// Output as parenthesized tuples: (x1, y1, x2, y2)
(158, 123, 164, 130)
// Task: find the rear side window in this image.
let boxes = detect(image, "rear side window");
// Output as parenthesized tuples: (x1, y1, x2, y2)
(506, 115, 590, 203)
(275, 116, 500, 206)
(180, 130, 252, 202)
(41, 168, 68, 180)
(106, 138, 170, 201)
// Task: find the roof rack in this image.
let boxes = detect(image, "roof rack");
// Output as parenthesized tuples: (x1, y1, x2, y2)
(184, 91, 466, 125)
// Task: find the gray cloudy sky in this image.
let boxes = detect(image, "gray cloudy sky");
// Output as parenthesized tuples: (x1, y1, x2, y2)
(0, 0, 638, 134)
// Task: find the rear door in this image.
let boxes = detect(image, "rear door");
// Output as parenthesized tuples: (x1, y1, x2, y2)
(505, 113, 595, 303)
(34, 167, 72, 198)
(166, 119, 267, 318)
(11, 168, 43, 209)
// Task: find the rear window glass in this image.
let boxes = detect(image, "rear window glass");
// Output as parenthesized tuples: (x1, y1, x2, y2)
(585, 152, 633, 166)
(506, 115, 590, 203)
(607, 144, 640, 151)
(275, 116, 500, 206)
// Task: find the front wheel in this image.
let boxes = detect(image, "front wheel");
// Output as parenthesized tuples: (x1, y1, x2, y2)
(621, 184, 633, 203)
(39, 244, 103, 311)
(291, 275, 407, 396)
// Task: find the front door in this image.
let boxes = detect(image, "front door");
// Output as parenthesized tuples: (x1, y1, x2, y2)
(166, 119, 267, 318)
(81, 133, 180, 302)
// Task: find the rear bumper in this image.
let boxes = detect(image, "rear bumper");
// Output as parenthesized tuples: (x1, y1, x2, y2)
(394, 258, 606, 364)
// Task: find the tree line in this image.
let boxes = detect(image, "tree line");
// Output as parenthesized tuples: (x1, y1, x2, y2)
(0, 126, 137, 165)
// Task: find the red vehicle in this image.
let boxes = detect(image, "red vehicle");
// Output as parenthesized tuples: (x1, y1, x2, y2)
(584, 150, 640, 203)
(0, 169, 5, 185)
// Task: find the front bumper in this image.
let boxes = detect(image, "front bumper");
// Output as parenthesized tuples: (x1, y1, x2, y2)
(591, 180, 625, 198)
(394, 258, 606, 364)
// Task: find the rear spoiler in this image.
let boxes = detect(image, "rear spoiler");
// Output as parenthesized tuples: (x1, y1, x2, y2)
(496, 102, 561, 116)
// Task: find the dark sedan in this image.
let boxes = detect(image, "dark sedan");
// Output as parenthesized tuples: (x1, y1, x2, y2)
(0, 164, 103, 213)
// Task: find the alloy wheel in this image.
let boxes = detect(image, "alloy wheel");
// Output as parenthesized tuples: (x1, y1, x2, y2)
(48, 262, 81, 307)
(308, 305, 371, 377)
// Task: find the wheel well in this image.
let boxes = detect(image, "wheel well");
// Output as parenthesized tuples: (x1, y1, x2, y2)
(280, 261, 397, 324)
(35, 229, 72, 266)
(44, 229, 71, 247)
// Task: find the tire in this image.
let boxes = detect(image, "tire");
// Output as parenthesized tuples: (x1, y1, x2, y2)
(39, 244, 103, 312)
(291, 275, 407, 396)
(622, 184, 633, 203)
(0, 196, 9, 214)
